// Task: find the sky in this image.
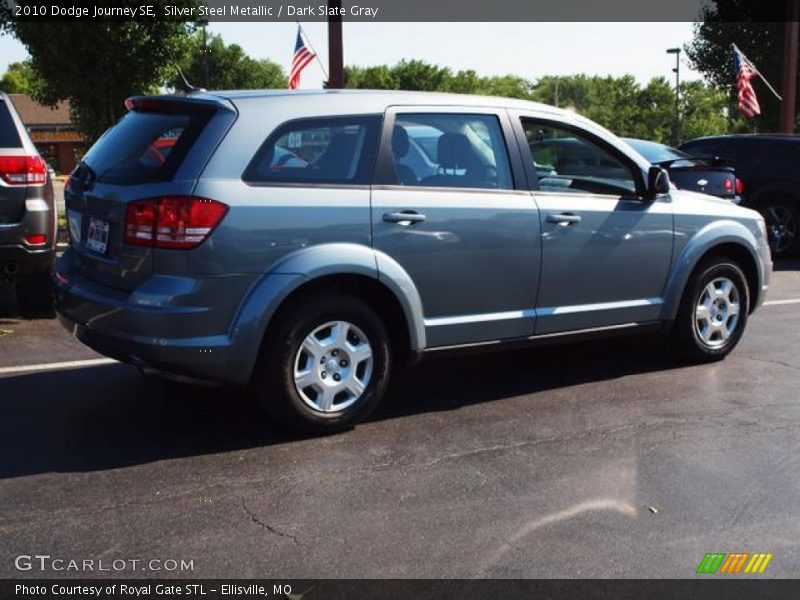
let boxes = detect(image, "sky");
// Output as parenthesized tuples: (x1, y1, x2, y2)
(0, 22, 704, 89)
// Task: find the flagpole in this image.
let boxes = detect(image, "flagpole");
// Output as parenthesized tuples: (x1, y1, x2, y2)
(732, 44, 783, 101)
(296, 21, 329, 82)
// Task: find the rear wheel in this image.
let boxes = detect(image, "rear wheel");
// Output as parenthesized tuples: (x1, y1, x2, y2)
(758, 197, 798, 257)
(252, 292, 392, 434)
(671, 257, 749, 362)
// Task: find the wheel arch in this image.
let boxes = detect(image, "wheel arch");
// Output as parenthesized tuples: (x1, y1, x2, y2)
(662, 222, 763, 321)
(226, 244, 426, 385)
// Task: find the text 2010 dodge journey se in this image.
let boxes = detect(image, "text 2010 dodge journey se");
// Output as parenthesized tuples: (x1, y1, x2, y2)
(55, 90, 771, 432)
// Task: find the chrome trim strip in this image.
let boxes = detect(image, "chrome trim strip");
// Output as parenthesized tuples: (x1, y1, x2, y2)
(537, 297, 662, 316)
(423, 321, 650, 352)
(424, 309, 536, 327)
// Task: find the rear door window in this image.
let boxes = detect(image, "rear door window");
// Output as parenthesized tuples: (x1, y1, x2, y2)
(243, 115, 381, 185)
(388, 113, 514, 190)
(0, 101, 22, 148)
(81, 108, 212, 184)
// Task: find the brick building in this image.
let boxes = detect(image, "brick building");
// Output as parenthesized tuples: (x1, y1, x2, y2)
(9, 94, 86, 174)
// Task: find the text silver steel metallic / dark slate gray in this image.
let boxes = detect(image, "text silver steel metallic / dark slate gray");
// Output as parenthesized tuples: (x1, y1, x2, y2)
(54, 89, 772, 432)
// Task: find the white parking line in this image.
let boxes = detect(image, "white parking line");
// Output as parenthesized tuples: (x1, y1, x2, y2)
(0, 358, 117, 376)
(763, 298, 800, 306)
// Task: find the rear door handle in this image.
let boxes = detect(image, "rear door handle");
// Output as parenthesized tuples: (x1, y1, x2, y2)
(383, 211, 426, 225)
(546, 213, 582, 225)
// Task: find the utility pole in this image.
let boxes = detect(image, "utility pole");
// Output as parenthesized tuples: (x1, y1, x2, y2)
(779, 0, 799, 133)
(667, 47, 681, 144)
(202, 22, 210, 89)
(327, 0, 344, 88)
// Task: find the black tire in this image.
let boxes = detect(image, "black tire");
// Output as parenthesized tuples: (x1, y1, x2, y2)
(757, 197, 799, 257)
(671, 257, 749, 363)
(252, 292, 392, 434)
(15, 263, 54, 317)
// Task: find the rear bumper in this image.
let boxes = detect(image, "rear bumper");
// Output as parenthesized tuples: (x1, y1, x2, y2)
(0, 192, 56, 274)
(0, 244, 54, 275)
(54, 250, 258, 385)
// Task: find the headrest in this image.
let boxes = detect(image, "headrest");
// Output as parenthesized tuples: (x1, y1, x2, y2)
(392, 126, 409, 158)
(437, 132, 475, 170)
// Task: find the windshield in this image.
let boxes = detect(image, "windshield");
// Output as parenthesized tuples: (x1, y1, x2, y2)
(625, 139, 690, 164)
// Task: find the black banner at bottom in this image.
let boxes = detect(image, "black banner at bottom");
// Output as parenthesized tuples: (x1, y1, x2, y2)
(3, 579, 799, 600)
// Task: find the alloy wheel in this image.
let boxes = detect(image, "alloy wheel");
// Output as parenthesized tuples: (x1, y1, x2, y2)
(293, 320, 374, 413)
(694, 277, 741, 347)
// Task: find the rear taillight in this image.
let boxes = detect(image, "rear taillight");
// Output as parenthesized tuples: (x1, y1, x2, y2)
(723, 177, 734, 193)
(0, 155, 46, 185)
(24, 233, 47, 246)
(735, 177, 744, 195)
(124, 196, 227, 250)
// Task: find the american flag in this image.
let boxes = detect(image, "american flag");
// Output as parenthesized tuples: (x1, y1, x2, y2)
(288, 27, 316, 90)
(733, 47, 761, 118)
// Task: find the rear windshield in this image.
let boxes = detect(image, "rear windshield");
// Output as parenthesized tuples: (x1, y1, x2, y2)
(0, 101, 23, 148)
(82, 107, 211, 184)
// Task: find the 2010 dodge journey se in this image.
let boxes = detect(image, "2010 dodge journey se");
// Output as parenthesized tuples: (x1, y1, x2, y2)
(55, 90, 772, 433)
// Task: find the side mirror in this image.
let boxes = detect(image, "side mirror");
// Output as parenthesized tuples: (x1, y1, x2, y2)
(645, 165, 671, 200)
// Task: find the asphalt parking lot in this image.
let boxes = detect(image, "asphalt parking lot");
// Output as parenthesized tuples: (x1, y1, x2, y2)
(0, 263, 799, 579)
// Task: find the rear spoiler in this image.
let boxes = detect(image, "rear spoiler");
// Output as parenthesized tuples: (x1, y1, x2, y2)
(656, 155, 733, 169)
(124, 94, 236, 115)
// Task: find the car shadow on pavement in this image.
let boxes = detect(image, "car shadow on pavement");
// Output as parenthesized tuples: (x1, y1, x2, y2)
(0, 333, 683, 479)
(773, 258, 800, 271)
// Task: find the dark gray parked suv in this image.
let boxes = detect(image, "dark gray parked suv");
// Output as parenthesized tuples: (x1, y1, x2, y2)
(0, 92, 56, 313)
(55, 90, 771, 433)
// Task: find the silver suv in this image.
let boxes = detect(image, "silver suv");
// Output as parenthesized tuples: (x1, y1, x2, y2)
(0, 92, 56, 314)
(55, 90, 771, 433)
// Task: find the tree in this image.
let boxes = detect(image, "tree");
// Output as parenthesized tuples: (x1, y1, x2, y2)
(685, 1, 798, 132)
(679, 80, 731, 141)
(0, 60, 38, 95)
(180, 31, 286, 90)
(2, 1, 198, 142)
(391, 60, 452, 92)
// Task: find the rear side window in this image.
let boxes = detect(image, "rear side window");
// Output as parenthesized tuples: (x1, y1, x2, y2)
(0, 101, 22, 148)
(389, 113, 514, 190)
(243, 115, 381, 185)
(81, 108, 212, 184)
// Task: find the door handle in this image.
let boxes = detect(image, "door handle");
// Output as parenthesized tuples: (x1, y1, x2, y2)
(383, 211, 426, 225)
(546, 213, 582, 225)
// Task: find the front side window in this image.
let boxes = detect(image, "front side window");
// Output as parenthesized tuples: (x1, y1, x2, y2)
(522, 120, 637, 196)
(389, 113, 513, 190)
(244, 115, 381, 185)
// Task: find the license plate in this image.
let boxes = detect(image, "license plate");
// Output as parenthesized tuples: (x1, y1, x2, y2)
(86, 217, 110, 255)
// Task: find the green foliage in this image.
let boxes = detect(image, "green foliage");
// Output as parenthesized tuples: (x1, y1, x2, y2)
(0, 60, 39, 95)
(345, 60, 729, 142)
(4, 0, 199, 142)
(180, 30, 286, 91)
(685, 1, 798, 132)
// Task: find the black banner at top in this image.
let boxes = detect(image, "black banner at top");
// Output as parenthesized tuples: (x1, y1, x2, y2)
(0, 0, 794, 22)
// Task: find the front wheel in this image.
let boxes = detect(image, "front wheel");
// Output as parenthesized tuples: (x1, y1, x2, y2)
(671, 258, 750, 362)
(252, 292, 392, 434)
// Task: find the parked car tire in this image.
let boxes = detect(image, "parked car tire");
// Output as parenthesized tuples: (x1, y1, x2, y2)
(15, 258, 54, 316)
(252, 292, 392, 433)
(756, 196, 798, 257)
(672, 257, 749, 362)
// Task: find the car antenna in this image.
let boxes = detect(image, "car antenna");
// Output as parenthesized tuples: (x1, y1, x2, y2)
(175, 67, 206, 94)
